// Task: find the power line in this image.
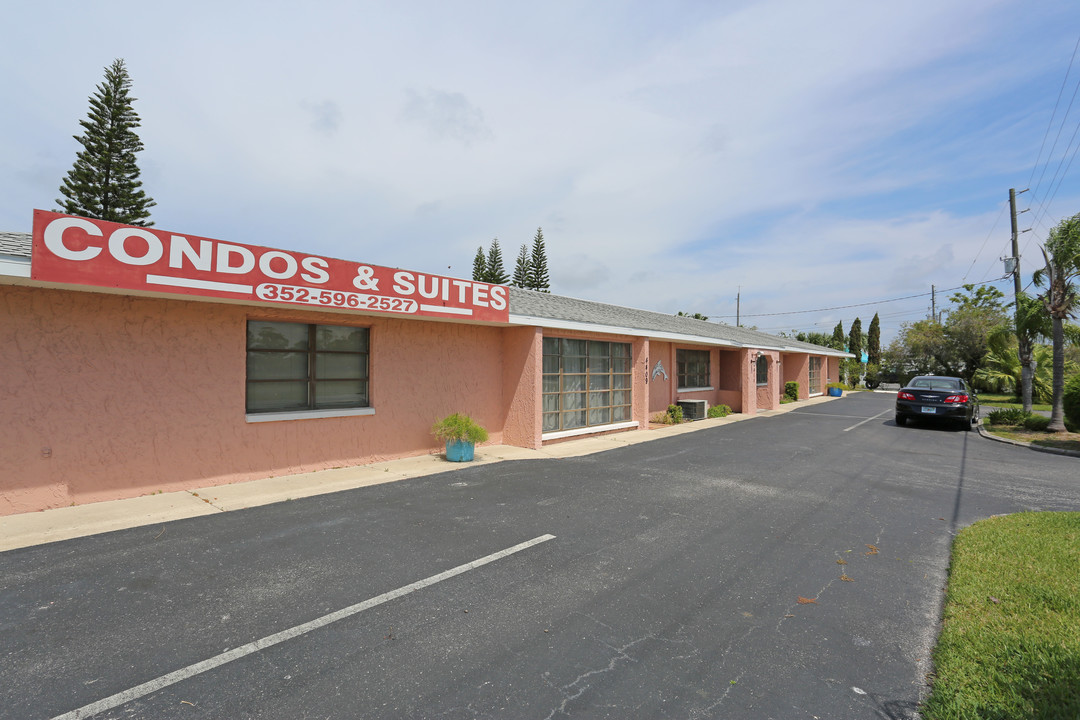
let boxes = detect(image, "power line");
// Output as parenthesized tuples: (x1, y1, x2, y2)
(708, 282, 991, 319)
(1026, 33, 1080, 192)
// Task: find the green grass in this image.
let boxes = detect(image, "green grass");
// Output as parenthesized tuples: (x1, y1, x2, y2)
(979, 393, 1052, 413)
(922, 512, 1080, 719)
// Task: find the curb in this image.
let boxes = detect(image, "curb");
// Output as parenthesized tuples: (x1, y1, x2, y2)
(977, 423, 1080, 458)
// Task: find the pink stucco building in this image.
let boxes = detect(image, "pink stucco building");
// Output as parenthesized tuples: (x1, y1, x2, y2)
(0, 214, 848, 515)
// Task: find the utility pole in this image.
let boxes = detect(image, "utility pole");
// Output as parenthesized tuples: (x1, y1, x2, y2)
(931, 284, 936, 322)
(736, 287, 741, 327)
(1010, 187, 1033, 412)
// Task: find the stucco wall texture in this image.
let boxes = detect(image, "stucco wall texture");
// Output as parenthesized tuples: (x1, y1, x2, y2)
(0, 286, 516, 515)
(2, 284, 838, 515)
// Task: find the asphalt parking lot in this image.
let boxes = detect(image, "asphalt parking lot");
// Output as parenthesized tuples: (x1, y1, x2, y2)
(2, 392, 1078, 719)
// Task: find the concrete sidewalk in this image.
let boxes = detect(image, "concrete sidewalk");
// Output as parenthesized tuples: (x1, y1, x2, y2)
(0, 396, 841, 552)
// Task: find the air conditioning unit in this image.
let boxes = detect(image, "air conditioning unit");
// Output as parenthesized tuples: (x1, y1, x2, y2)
(677, 399, 707, 421)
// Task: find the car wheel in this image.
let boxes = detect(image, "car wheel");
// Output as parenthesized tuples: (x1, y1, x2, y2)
(895, 415, 907, 426)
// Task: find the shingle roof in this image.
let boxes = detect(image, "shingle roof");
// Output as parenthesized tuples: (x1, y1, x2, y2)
(0, 229, 846, 356)
(508, 286, 850, 356)
(0, 231, 31, 258)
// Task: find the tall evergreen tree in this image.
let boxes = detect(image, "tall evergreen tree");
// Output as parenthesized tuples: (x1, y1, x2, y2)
(848, 317, 863, 358)
(471, 246, 488, 282)
(512, 244, 531, 287)
(527, 226, 550, 292)
(867, 313, 881, 366)
(57, 58, 156, 226)
(830, 321, 845, 351)
(485, 239, 509, 284)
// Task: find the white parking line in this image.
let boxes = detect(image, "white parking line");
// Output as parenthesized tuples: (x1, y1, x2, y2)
(52, 534, 557, 720)
(842, 410, 891, 432)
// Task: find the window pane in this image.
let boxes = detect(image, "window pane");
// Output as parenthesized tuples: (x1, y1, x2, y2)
(589, 374, 611, 391)
(588, 357, 610, 373)
(543, 337, 561, 355)
(247, 351, 308, 381)
(315, 325, 367, 352)
(562, 410, 586, 428)
(588, 407, 611, 425)
(613, 374, 631, 389)
(247, 381, 308, 412)
(563, 392, 586, 410)
(588, 341, 610, 358)
(563, 374, 586, 392)
(589, 391, 611, 408)
(563, 357, 586, 374)
(562, 339, 587, 356)
(543, 375, 560, 393)
(543, 355, 560, 374)
(248, 321, 308, 350)
(757, 357, 768, 384)
(315, 352, 366, 380)
(613, 358, 630, 373)
(613, 390, 631, 406)
(613, 343, 630, 358)
(315, 380, 368, 408)
(613, 405, 631, 422)
(542, 394, 560, 412)
(543, 412, 560, 432)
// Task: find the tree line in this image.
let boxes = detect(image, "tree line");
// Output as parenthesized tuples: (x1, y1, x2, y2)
(472, 228, 550, 291)
(792, 219, 1080, 433)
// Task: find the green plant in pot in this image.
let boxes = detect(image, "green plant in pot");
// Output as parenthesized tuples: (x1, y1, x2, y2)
(432, 413, 489, 462)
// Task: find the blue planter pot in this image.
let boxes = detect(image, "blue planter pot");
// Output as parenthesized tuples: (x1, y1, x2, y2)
(828, 387, 843, 397)
(445, 439, 475, 462)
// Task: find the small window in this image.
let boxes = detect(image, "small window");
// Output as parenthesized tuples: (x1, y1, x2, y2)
(246, 320, 369, 413)
(756, 355, 769, 386)
(677, 349, 710, 389)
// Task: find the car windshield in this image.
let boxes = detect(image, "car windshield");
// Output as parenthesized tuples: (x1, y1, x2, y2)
(910, 378, 961, 391)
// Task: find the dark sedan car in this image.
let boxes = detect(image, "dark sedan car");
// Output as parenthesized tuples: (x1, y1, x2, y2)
(895, 375, 979, 430)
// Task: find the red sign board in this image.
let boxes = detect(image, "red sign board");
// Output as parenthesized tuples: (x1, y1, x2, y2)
(30, 210, 509, 323)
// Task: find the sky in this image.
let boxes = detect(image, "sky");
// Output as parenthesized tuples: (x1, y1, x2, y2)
(3, 1, 1080, 345)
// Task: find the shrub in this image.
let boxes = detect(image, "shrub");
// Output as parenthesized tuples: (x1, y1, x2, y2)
(1022, 415, 1052, 432)
(1064, 373, 1080, 429)
(784, 381, 799, 402)
(707, 404, 732, 419)
(986, 408, 1030, 426)
(666, 404, 684, 424)
(827, 382, 845, 390)
(431, 413, 489, 444)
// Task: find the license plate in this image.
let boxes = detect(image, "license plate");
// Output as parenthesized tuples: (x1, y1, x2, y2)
(921, 407, 936, 414)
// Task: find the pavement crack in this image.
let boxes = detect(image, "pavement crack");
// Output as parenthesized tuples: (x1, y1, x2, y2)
(541, 634, 650, 719)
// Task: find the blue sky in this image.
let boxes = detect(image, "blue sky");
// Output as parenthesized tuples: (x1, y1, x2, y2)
(2, 1, 1079, 343)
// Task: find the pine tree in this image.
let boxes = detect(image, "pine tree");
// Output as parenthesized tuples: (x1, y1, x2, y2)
(527, 227, 550, 292)
(867, 313, 881, 366)
(472, 246, 488, 281)
(57, 58, 156, 226)
(848, 317, 863, 358)
(512, 244, 531, 287)
(830, 321, 845, 351)
(485, 239, 509, 284)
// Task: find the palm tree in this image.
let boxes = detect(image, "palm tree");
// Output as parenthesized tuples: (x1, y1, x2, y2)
(1012, 292, 1052, 412)
(1033, 214, 1080, 432)
(974, 334, 1059, 403)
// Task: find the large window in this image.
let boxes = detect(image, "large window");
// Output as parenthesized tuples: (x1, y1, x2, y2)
(246, 320, 369, 414)
(808, 357, 822, 393)
(677, 349, 710, 389)
(543, 338, 632, 432)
